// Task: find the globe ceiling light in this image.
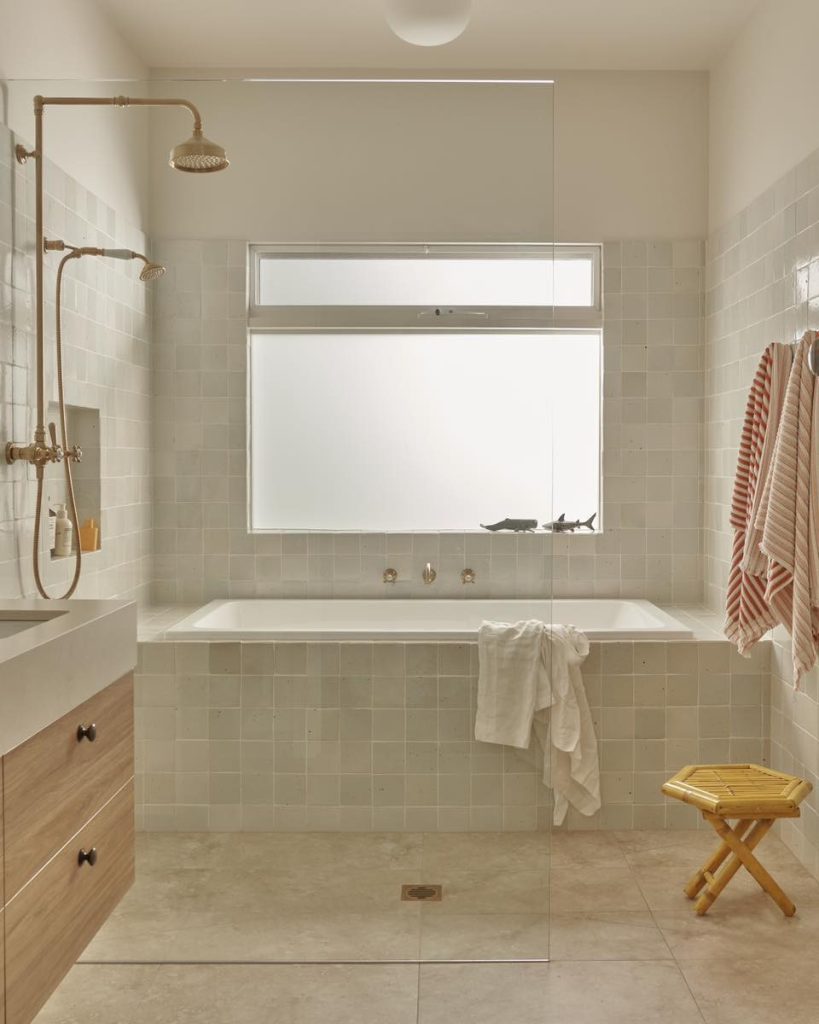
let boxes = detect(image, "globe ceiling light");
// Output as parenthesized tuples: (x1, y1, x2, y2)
(385, 0, 472, 47)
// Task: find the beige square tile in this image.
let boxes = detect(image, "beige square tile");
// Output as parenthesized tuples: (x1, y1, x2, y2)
(418, 962, 704, 1024)
(419, 912, 549, 961)
(549, 866, 649, 913)
(680, 957, 819, 1024)
(38, 964, 420, 1023)
(550, 911, 670, 960)
(657, 900, 819, 961)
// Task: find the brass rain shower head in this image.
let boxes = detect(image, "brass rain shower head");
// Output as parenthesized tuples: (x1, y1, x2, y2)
(170, 128, 230, 173)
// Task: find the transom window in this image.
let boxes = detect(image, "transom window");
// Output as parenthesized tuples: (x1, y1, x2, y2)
(248, 244, 602, 532)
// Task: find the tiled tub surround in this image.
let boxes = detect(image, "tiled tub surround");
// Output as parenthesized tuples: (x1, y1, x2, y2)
(705, 142, 819, 882)
(0, 124, 153, 601)
(152, 237, 704, 606)
(135, 638, 769, 833)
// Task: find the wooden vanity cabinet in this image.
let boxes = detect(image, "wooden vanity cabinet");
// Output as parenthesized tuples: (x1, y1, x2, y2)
(1, 756, 5, 1024)
(0, 673, 135, 1024)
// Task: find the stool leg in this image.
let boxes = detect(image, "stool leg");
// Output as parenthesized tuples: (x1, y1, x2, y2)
(684, 818, 754, 899)
(696, 816, 796, 917)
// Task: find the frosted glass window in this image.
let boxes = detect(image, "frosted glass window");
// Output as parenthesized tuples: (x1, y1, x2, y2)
(257, 256, 594, 308)
(250, 331, 600, 532)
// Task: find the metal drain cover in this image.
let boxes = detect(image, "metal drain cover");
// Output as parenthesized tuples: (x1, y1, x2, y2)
(401, 884, 443, 902)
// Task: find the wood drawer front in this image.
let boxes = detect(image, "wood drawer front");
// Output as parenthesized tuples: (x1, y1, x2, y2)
(1, 908, 5, 1024)
(3, 674, 134, 899)
(5, 781, 134, 1024)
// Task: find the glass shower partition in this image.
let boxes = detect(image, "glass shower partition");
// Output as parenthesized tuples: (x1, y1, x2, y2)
(3, 74, 557, 976)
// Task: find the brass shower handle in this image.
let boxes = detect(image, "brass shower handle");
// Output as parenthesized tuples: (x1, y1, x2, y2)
(48, 422, 64, 462)
(5, 432, 63, 466)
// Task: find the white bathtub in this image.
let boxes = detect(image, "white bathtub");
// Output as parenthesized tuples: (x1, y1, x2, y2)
(165, 598, 692, 642)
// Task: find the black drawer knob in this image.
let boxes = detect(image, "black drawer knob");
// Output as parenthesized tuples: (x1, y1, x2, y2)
(77, 723, 97, 742)
(78, 847, 98, 867)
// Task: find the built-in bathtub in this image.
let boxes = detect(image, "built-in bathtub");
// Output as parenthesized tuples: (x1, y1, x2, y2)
(165, 597, 692, 642)
(136, 599, 771, 834)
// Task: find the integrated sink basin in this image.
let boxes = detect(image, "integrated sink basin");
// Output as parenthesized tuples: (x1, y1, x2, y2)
(0, 610, 69, 639)
(0, 598, 137, 756)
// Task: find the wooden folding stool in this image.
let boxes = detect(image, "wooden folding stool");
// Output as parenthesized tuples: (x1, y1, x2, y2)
(662, 764, 813, 917)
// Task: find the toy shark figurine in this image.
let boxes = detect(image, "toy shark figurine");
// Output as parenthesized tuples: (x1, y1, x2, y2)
(542, 513, 597, 533)
(480, 518, 539, 533)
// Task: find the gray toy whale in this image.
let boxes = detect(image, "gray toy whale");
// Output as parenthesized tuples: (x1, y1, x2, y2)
(542, 513, 597, 533)
(480, 518, 538, 533)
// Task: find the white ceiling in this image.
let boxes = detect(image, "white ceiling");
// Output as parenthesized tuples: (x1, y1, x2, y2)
(96, 0, 761, 73)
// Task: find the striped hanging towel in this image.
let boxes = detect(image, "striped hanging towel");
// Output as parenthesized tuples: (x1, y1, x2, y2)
(724, 342, 792, 653)
(760, 332, 819, 684)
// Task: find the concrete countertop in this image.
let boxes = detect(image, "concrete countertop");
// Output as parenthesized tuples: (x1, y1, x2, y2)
(0, 599, 137, 756)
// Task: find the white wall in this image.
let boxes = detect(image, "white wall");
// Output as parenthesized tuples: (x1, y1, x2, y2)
(0, 0, 150, 228)
(556, 72, 708, 241)
(709, 0, 819, 231)
(148, 71, 708, 243)
(148, 79, 555, 242)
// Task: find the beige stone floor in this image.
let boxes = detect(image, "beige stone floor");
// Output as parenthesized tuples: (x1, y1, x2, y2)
(36, 829, 819, 1022)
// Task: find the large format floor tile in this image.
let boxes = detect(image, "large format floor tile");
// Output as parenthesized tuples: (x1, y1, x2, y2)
(37, 829, 819, 1022)
(549, 910, 671, 961)
(680, 957, 819, 1024)
(36, 964, 420, 1024)
(419, 912, 550, 960)
(417, 962, 706, 1024)
(82, 907, 423, 962)
(83, 831, 550, 963)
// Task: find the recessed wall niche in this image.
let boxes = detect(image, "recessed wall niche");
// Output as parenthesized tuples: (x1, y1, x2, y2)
(45, 403, 101, 556)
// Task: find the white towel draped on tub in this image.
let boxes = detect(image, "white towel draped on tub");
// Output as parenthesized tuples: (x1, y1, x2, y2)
(475, 620, 601, 825)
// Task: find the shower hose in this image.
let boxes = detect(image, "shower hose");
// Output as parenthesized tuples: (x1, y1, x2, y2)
(32, 249, 83, 599)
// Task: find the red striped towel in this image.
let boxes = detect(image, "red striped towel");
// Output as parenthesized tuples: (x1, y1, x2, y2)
(760, 332, 819, 683)
(724, 342, 791, 653)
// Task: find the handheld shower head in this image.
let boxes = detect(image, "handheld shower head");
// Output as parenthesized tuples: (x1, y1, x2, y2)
(139, 261, 166, 282)
(170, 128, 229, 173)
(99, 248, 166, 282)
(46, 241, 166, 283)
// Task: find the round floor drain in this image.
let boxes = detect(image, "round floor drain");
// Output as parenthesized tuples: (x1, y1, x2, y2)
(401, 884, 443, 902)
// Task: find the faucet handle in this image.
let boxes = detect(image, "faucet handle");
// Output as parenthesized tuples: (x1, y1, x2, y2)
(383, 567, 398, 583)
(461, 568, 476, 584)
(47, 422, 64, 462)
(422, 562, 437, 584)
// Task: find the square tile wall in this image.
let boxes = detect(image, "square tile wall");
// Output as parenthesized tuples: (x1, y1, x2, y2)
(151, 237, 704, 605)
(705, 150, 819, 611)
(0, 123, 152, 601)
(134, 638, 768, 833)
(706, 142, 819, 881)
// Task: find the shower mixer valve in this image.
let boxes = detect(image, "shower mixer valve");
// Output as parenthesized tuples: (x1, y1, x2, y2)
(6, 423, 82, 468)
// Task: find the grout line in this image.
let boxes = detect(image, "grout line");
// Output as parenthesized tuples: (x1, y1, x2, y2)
(613, 831, 709, 1023)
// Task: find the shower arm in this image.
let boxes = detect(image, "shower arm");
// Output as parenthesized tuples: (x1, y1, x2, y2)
(8, 95, 203, 464)
(29, 95, 203, 130)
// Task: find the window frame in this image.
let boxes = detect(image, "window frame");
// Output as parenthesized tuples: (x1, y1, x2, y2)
(248, 242, 602, 331)
(246, 242, 603, 533)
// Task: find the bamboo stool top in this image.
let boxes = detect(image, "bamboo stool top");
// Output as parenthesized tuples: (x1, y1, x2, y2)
(662, 763, 812, 818)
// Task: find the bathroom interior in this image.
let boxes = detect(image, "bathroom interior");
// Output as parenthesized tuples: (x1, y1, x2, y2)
(2, 0, 819, 1021)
